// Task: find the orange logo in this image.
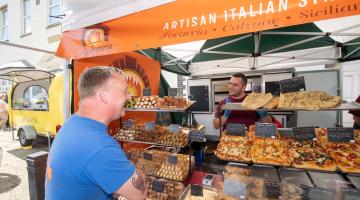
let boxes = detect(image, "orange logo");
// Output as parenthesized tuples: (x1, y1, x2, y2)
(81, 24, 110, 47)
(110, 56, 150, 97)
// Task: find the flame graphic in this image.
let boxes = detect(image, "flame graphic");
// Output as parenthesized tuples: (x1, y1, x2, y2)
(124, 70, 145, 96)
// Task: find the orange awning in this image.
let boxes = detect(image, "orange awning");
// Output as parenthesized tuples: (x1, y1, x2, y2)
(56, 0, 360, 59)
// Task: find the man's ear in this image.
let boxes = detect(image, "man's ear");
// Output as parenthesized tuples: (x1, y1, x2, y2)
(98, 89, 109, 104)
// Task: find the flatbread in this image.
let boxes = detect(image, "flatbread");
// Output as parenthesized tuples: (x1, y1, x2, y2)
(263, 96, 279, 109)
(242, 93, 273, 110)
(278, 91, 341, 110)
(290, 147, 336, 171)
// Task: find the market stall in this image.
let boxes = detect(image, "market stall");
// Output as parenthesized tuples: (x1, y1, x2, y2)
(54, 0, 360, 199)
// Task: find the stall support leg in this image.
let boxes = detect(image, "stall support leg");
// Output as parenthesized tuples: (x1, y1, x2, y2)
(11, 127, 14, 140)
(47, 132, 51, 150)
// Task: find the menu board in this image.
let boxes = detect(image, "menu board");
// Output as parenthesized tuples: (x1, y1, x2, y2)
(255, 123, 277, 138)
(327, 128, 354, 143)
(279, 76, 306, 93)
(292, 127, 316, 141)
(190, 129, 205, 142)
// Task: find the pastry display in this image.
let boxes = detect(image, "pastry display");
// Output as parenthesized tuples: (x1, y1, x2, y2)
(133, 149, 192, 181)
(113, 125, 189, 147)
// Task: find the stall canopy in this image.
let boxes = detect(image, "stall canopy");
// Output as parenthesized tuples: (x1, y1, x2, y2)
(56, 0, 360, 60)
(162, 15, 360, 76)
(61, 0, 175, 31)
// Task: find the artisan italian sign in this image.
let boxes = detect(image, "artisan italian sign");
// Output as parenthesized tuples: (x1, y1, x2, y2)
(57, 0, 360, 59)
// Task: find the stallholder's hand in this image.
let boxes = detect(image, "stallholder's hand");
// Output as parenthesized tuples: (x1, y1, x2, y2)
(223, 98, 231, 118)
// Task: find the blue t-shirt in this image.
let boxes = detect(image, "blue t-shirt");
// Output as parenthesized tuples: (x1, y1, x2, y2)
(45, 114, 135, 200)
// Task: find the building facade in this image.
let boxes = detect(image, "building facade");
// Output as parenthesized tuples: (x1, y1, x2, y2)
(0, 0, 63, 92)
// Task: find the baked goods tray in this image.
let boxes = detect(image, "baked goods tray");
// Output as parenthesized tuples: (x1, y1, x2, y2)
(117, 139, 190, 148)
(214, 151, 252, 164)
(149, 156, 196, 182)
(125, 101, 195, 112)
(222, 101, 360, 111)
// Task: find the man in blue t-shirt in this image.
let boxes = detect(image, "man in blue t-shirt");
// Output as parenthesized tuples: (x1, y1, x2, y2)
(45, 66, 146, 200)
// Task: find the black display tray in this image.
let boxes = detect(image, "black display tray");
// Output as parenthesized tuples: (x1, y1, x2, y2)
(278, 168, 313, 187)
(251, 165, 280, 183)
(308, 171, 348, 191)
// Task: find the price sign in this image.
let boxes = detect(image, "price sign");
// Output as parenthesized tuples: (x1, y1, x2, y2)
(144, 153, 152, 160)
(169, 124, 180, 134)
(278, 129, 294, 139)
(279, 76, 306, 94)
(191, 185, 203, 196)
(123, 119, 135, 129)
(152, 180, 165, 193)
(327, 128, 354, 143)
(292, 127, 316, 141)
(264, 182, 280, 199)
(255, 123, 277, 138)
(341, 188, 360, 200)
(226, 123, 246, 136)
(168, 155, 178, 164)
(145, 122, 155, 131)
(168, 88, 178, 97)
(143, 88, 151, 96)
(190, 129, 205, 142)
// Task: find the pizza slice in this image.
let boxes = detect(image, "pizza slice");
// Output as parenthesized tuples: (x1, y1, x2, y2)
(330, 150, 360, 173)
(251, 139, 291, 166)
(290, 147, 336, 171)
(216, 142, 252, 162)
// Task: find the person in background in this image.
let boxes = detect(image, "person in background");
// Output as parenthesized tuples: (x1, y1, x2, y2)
(349, 95, 360, 129)
(213, 73, 272, 130)
(46, 66, 146, 200)
(0, 96, 8, 130)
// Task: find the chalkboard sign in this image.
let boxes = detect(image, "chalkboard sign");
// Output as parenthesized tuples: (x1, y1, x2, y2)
(169, 124, 180, 134)
(190, 129, 205, 142)
(341, 188, 360, 200)
(226, 123, 246, 136)
(145, 122, 155, 131)
(265, 81, 281, 96)
(278, 129, 294, 139)
(123, 119, 135, 129)
(327, 128, 354, 143)
(168, 155, 178, 164)
(279, 76, 306, 94)
(152, 180, 165, 193)
(292, 127, 316, 141)
(189, 85, 210, 112)
(144, 153, 152, 160)
(255, 123, 277, 138)
(143, 88, 151, 96)
(264, 182, 280, 199)
(168, 88, 178, 97)
(191, 185, 203, 196)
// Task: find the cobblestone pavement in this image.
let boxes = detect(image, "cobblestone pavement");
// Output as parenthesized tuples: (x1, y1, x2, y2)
(0, 130, 48, 200)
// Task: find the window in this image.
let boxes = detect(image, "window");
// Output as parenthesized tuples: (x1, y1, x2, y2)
(13, 86, 48, 110)
(1, 9, 8, 41)
(48, 0, 61, 25)
(23, 0, 31, 34)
